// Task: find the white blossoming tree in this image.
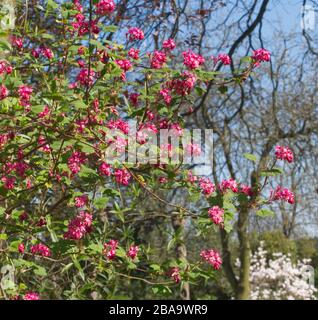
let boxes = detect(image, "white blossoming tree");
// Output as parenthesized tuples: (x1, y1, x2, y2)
(249, 243, 317, 300)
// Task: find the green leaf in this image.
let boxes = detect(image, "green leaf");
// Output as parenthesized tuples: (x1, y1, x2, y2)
(71, 255, 85, 281)
(256, 209, 275, 217)
(0, 207, 5, 217)
(78, 166, 98, 178)
(0, 233, 7, 240)
(93, 197, 109, 210)
(46, 215, 58, 242)
(243, 153, 257, 162)
(0, 39, 11, 51)
(261, 167, 283, 177)
(103, 25, 118, 33)
(33, 266, 47, 276)
(71, 99, 87, 109)
(240, 56, 252, 63)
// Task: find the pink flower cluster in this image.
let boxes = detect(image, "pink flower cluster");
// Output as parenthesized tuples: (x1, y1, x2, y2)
(64, 211, 93, 240)
(0, 84, 9, 100)
(217, 53, 231, 65)
(183, 50, 205, 69)
(1, 176, 16, 189)
(23, 292, 40, 300)
(271, 186, 295, 204)
(99, 162, 111, 176)
(67, 151, 87, 174)
(127, 245, 139, 259)
(106, 119, 129, 134)
(95, 0, 115, 15)
(252, 48, 271, 63)
(166, 71, 196, 96)
(18, 85, 33, 107)
(159, 89, 172, 105)
(18, 243, 25, 253)
(163, 39, 176, 51)
(127, 27, 144, 41)
(208, 206, 224, 225)
(103, 239, 118, 260)
(240, 184, 253, 197)
(200, 249, 222, 270)
(11, 36, 23, 49)
(32, 47, 54, 59)
(71, 12, 100, 36)
(76, 68, 96, 87)
(75, 194, 89, 208)
(0, 60, 13, 76)
(128, 48, 140, 60)
(199, 177, 215, 196)
(30, 244, 51, 257)
(219, 178, 239, 193)
(116, 59, 132, 72)
(168, 267, 181, 283)
(114, 168, 131, 185)
(150, 51, 167, 69)
(275, 146, 294, 163)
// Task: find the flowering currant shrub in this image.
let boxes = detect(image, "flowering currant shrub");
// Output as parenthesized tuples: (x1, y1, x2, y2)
(248, 243, 316, 300)
(0, 0, 293, 299)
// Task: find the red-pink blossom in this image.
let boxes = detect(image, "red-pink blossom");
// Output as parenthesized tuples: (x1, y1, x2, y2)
(23, 292, 40, 300)
(64, 211, 93, 240)
(127, 27, 144, 41)
(103, 239, 118, 260)
(1, 176, 16, 189)
(217, 53, 231, 65)
(18, 85, 33, 107)
(41, 47, 54, 59)
(167, 71, 196, 95)
(219, 178, 239, 193)
(113, 168, 131, 185)
(129, 92, 140, 106)
(199, 177, 215, 196)
(150, 50, 167, 69)
(159, 89, 171, 105)
(0, 60, 12, 75)
(182, 50, 205, 69)
(275, 146, 294, 163)
(11, 36, 23, 49)
(99, 162, 112, 176)
(76, 68, 96, 86)
(271, 186, 295, 204)
(95, 0, 115, 15)
(31, 244, 51, 257)
(127, 245, 139, 259)
(75, 194, 89, 208)
(0, 85, 9, 100)
(128, 48, 140, 60)
(116, 59, 132, 72)
(208, 206, 224, 225)
(187, 171, 198, 184)
(163, 39, 176, 50)
(18, 243, 25, 253)
(168, 267, 181, 283)
(67, 151, 87, 174)
(200, 249, 222, 270)
(107, 119, 129, 134)
(252, 48, 271, 62)
(240, 184, 253, 197)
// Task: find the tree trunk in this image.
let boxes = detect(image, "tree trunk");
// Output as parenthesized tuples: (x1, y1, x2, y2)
(235, 206, 250, 300)
(171, 214, 190, 300)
